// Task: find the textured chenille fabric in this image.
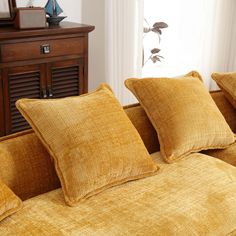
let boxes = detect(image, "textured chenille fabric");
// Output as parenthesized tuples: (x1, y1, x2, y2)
(204, 142, 236, 167)
(210, 91, 236, 133)
(124, 103, 159, 154)
(125, 71, 235, 163)
(0, 131, 60, 200)
(16, 84, 159, 206)
(2, 153, 236, 235)
(0, 180, 22, 222)
(212, 72, 236, 109)
(0, 91, 234, 202)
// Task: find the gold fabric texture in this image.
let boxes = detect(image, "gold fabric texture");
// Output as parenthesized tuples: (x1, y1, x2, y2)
(16, 84, 159, 206)
(0, 131, 60, 200)
(0, 91, 234, 201)
(125, 71, 235, 163)
(2, 153, 236, 235)
(211, 91, 236, 133)
(124, 103, 159, 153)
(212, 72, 236, 109)
(0, 180, 22, 222)
(204, 142, 236, 167)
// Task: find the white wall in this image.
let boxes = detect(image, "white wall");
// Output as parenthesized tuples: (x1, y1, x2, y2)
(16, 0, 82, 22)
(81, 0, 106, 91)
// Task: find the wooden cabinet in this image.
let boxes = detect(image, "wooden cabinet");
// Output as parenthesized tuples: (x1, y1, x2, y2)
(3, 64, 43, 134)
(0, 22, 94, 136)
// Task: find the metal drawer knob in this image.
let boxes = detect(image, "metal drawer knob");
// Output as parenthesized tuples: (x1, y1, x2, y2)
(41, 44, 50, 54)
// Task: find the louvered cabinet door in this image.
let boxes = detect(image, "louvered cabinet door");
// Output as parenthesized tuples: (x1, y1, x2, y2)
(0, 73, 4, 136)
(3, 65, 46, 134)
(49, 59, 84, 99)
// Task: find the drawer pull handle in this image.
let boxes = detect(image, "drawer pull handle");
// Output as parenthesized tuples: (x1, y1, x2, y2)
(41, 89, 47, 98)
(41, 44, 50, 54)
(48, 88, 53, 98)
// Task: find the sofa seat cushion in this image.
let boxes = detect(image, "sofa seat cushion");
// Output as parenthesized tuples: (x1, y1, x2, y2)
(1, 153, 236, 235)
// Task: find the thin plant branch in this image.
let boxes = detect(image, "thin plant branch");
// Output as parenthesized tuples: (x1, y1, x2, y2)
(143, 19, 168, 66)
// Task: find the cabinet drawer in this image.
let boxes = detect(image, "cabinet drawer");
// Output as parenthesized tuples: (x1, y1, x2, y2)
(1, 37, 84, 62)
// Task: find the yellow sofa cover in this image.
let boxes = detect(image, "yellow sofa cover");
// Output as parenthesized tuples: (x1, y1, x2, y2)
(1, 153, 236, 235)
(0, 91, 236, 235)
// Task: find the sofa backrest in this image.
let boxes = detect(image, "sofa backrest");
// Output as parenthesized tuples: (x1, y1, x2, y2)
(0, 131, 60, 200)
(0, 90, 235, 200)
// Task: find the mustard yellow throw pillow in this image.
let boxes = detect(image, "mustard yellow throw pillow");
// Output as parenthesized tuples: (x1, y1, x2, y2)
(16, 84, 159, 206)
(212, 72, 236, 109)
(125, 71, 235, 163)
(0, 181, 22, 221)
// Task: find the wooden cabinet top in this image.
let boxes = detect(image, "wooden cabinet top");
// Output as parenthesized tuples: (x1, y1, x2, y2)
(0, 22, 95, 40)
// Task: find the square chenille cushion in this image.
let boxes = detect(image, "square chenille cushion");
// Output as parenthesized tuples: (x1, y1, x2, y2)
(212, 72, 236, 109)
(125, 71, 235, 163)
(0, 180, 22, 222)
(16, 84, 159, 206)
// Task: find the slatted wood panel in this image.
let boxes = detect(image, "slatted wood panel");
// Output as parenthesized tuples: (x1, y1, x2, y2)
(52, 66, 79, 98)
(9, 72, 41, 133)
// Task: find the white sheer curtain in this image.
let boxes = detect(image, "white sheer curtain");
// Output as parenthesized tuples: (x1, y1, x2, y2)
(143, 0, 236, 90)
(105, 0, 143, 104)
